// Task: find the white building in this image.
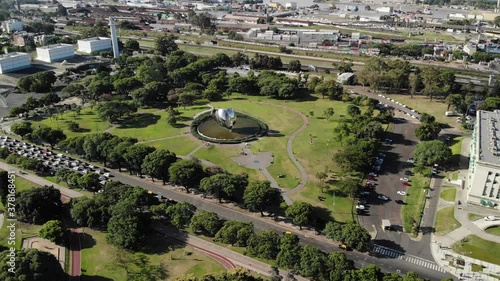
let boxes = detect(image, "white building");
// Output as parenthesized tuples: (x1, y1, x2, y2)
(1, 20, 23, 33)
(467, 110, 500, 209)
(285, 2, 297, 10)
(77, 37, 112, 54)
(464, 44, 477, 56)
(0, 52, 31, 74)
(36, 44, 75, 63)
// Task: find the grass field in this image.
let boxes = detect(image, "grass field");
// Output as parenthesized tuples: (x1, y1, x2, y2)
(452, 235, 500, 266)
(108, 107, 203, 142)
(435, 206, 461, 236)
(401, 173, 429, 234)
(468, 213, 483, 221)
(381, 94, 459, 129)
(146, 136, 201, 156)
(81, 228, 225, 281)
(32, 107, 111, 138)
(485, 226, 500, 236)
(440, 188, 457, 202)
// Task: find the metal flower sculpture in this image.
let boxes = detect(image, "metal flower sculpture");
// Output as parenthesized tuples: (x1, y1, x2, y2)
(211, 107, 237, 129)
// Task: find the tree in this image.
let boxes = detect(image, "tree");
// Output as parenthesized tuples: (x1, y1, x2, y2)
(106, 199, 149, 250)
(246, 230, 281, 260)
(480, 97, 500, 111)
(347, 105, 361, 118)
(178, 92, 196, 108)
(324, 107, 334, 120)
(39, 220, 66, 245)
(288, 60, 302, 72)
(114, 251, 167, 281)
(341, 223, 371, 252)
(214, 221, 254, 246)
(326, 252, 353, 281)
(77, 172, 100, 191)
(168, 159, 204, 192)
(155, 34, 178, 56)
(200, 173, 234, 202)
(32, 126, 66, 149)
(124, 145, 156, 177)
(87, 79, 113, 100)
(0, 249, 66, 281)
(125, 39, 140, 51)
(141, 149, 177, 184)
(357, 57, 387, 92)
(285, 202, 314, 229)
(190, 210, 222, 237)
(336, 178, 359, 197)
(414, 140, 452, 166)
(243, 180, 283, 216)
(227, 30, 244, 40)
(11, 122, 33, 140)
(276, 233, 302, 269)
(68, 121, 80, 132)
(166, 202, 196, 228)
(495, 16, 500, 27)
(298, 245, 327, 279)
(415, 121, 441, 141)
(16, 186, 61, 224)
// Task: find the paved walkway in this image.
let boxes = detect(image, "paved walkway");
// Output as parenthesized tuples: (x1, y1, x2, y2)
(430, 137, 500, 280)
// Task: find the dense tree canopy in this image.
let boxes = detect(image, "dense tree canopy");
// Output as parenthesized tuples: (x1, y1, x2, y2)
(414, 140, 452, 166)
(0, 249, 66, 281)
(16, 186, 61, 224)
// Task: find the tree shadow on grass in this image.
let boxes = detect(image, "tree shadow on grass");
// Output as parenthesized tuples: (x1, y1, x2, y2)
(141, 231, 187, 255)
(80, 275, 114, 281)
(172, 123, 188, 129)
(79, 232, 97, 250)
(177, 116, 192, 122)
(118, 113, 160, 129)
(267, 130, 284, 137)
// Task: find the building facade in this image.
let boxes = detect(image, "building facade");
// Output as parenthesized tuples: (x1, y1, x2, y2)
(467, 110, 500, 208)
(0, 52, 31, 74)
(36, 44, 74, 63)
(77, 37, 112, 54)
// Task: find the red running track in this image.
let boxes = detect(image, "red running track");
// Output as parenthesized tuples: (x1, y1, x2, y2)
(69, 228, 81, 281)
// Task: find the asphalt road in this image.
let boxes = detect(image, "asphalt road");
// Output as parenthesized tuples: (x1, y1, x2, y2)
(110, 170, 453, 280)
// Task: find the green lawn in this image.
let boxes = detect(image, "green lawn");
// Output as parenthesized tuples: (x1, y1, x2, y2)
(292, 182, 354, 223)
(381, 94, 459, 130)
(452, 235, 500, 265)
(81, 228, 225, 281)
(449, 136, 465, 167)
(194, 145, 266, 182)
(146, 136, 201, 156)
(485, 226, 500, 236)
(107, 107, 201, 142)
(32, 107, 111, 138)
(434, 206, 461, 236)
(468, 213, 483, 221)
(401, 173, 429, 234)
(440, 188, 457, 202)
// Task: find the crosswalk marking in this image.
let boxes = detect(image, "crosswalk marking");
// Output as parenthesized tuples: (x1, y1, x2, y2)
(372, 245, 447, 273)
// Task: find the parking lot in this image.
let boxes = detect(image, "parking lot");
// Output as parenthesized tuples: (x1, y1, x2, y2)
(0, 135, 113, 188)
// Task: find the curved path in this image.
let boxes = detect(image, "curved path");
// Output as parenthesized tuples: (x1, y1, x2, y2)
(256, 102, 309, 197)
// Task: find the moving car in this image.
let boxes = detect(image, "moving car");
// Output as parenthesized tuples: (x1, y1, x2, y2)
(397, 191, 407, 196)
(338, 243, 351, 250)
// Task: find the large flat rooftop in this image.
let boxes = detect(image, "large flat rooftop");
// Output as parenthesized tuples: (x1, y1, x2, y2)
(78, 37, 111, 42)
(478, 110, 500, 164)
(37, 43, 74, 50)
(0, 52, 29, 61)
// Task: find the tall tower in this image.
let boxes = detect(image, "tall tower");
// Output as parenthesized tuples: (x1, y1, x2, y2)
(109, 17, 120, 59)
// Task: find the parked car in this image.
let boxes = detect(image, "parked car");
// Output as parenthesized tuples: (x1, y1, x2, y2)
(397, 191, 407, 196)
(400, 178, 409, 182)
(407, 158, 415, 163)
(356, 205, 365, 210)
(395, 200, 404, 204)
(401, 181, 410, 186)
(368, 172, 378, 177)
(484, 216, 496, 221)
(378, 195, 389, 201)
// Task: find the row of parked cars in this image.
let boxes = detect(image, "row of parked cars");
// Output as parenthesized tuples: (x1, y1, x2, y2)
(377, 94, 420, 120)
(0, 135, 113, 187)
(356, 152, 391, 213)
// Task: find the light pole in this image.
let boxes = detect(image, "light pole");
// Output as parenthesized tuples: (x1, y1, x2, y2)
(332, 191, 336, 213)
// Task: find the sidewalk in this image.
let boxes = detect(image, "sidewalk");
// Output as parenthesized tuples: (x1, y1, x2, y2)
(0, 162, 83, 198)
(430, 137, 500, 281)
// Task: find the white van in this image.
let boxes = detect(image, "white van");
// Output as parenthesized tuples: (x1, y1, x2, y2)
(445, 111, 456, 116)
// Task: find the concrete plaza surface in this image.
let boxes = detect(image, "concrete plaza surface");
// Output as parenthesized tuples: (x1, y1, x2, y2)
(430, 137, 500, 281)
